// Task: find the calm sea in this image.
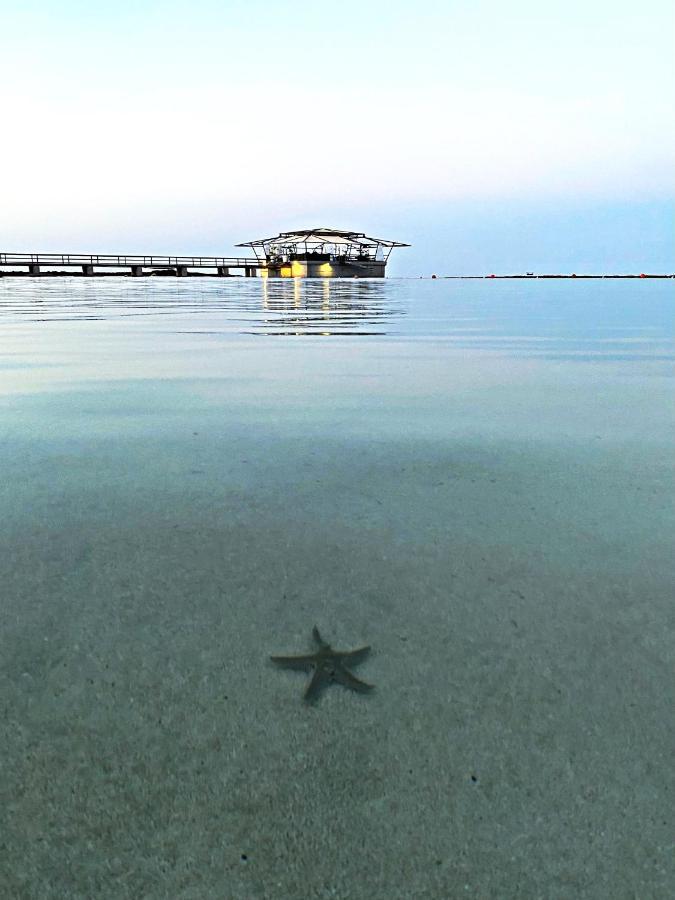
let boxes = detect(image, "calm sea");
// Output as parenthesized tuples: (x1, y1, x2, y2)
(1, 276, 673, 898)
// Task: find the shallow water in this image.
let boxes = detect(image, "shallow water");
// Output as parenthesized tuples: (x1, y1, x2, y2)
(1, 276, 673, 898)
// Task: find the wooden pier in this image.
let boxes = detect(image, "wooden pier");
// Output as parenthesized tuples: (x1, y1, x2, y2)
(0, 252, 260, 277)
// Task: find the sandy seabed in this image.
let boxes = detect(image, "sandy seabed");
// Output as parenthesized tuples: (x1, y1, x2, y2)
(2, 425, 673, 900)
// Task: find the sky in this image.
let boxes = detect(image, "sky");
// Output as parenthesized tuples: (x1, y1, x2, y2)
(0, 0, 673, 274)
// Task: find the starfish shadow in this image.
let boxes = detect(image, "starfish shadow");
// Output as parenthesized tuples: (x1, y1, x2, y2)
(271, 626, 374, 703)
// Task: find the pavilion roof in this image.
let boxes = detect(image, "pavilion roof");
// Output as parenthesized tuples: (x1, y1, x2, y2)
(237, 227, 410, 249)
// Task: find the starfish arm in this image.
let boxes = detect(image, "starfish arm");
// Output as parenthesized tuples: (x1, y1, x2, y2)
(304, 666, 328, 702)
(270, 654, 318, 669)
(312, 626, 328, 648)
(336, 645, 371, 663)
(334, 663, 374, 693)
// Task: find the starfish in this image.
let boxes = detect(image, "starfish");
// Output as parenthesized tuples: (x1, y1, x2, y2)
(271, 626, 374, 702)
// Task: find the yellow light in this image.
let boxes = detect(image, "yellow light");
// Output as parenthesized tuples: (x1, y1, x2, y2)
(291, 260, 305, 277)
(318, 262, 333, 277)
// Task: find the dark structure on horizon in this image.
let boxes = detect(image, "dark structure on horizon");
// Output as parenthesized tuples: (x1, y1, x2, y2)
(237, 227, 409, 278)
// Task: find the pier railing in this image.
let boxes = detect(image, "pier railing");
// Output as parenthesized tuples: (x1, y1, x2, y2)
(0, 252, 258, 268)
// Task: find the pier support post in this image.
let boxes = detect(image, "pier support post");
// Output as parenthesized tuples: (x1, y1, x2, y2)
(82, 264, 94, 276)
(176, 266, 188, 277)
(245, 266, 256, 277)
(28, 263, 40, 276)
(130, 265, 143, 277)
(217, 266, 230, 277)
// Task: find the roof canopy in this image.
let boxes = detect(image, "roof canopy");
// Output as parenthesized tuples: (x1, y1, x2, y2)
(237, 227, 410, 250)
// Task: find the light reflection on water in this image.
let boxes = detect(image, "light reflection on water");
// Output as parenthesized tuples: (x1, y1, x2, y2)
(0, 276, 405, 337)
(253, 276, 402, 336)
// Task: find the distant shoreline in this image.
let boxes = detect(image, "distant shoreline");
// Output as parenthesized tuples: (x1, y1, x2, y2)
(438, 273, 674, 279)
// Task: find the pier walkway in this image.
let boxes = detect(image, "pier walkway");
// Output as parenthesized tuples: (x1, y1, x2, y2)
(0, 252, 260, 277)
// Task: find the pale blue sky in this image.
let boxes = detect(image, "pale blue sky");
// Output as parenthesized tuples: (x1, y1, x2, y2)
(1, 0, 673, 272)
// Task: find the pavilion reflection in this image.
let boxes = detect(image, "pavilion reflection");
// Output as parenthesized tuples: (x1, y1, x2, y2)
(253, 277, 404, 336)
